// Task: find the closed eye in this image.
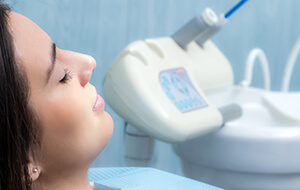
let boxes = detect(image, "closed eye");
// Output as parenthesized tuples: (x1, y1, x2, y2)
(60, 68, 73, 84)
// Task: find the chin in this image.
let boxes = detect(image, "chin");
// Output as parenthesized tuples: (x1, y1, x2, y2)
(95, 112, 113, 152)
(104, 111, 114, 135)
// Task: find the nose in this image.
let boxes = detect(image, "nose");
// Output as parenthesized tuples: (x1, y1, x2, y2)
(78, 54, 96, 87)
(58, 49, 96, 87)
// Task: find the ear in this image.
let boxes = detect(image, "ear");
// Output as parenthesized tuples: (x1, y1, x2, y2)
(27, 157, 41, 182)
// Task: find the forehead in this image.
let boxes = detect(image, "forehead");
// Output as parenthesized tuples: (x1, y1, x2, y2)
(8, 12, 52, 88)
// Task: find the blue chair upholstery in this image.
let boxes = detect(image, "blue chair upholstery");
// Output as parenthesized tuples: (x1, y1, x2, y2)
(88, 167, 223, 190)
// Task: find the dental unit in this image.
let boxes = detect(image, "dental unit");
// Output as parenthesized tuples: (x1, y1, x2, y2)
(103, 0, 247, 142)
(103, 0, 300, 189)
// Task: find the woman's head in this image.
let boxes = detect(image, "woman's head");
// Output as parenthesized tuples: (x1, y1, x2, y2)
(0, 3, 113, 189)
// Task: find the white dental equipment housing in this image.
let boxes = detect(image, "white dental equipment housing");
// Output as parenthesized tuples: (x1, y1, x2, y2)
(102, 37, 235, 142)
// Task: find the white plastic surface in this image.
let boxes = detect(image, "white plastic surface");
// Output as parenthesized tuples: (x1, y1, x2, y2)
(201, 8, 218, 26)
(264, 92, 300, 122)
(185, 41, 233, 93)
(103, 37, 233, 142)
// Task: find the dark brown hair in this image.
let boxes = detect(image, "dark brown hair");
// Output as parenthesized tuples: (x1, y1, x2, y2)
(0, 2, 40, 190)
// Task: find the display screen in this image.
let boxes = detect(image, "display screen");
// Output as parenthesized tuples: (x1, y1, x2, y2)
(159, 68, 207, 113)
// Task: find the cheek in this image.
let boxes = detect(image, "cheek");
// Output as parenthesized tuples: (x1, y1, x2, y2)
(33, 86, 114, 167)
(37, 94, 95, 162)
(38, 92, 113, 153)
(44, 92, 90, 134)
(36, 92, 92, 158)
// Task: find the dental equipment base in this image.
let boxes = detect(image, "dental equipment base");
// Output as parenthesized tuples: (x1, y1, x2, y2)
(88, 167, 223, 190)
(125, 124, 154, 167)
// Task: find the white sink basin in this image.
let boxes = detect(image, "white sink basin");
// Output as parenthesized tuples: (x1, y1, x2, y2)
(173, 86, 300, 190)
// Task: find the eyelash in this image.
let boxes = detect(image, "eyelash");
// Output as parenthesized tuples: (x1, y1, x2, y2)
(59, 68, 73, 84)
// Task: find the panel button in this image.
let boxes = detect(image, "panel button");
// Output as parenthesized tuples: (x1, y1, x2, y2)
(180, 81, 187, 89)
(191, 98, 197, 106)
(179, 100, 186, 109)
(182, 89, 189, 96)
(162, 82, 170, 91)
(171, 75, 178, 83)
(167, 92, 175, 100)
(173, 83, 180, 90)
(185, 99, 193, 108)
(162, 76, 170, 85)
(182, 100, 189, 109)
(195, 97, 202, 105)
(175, 102, 183, 110)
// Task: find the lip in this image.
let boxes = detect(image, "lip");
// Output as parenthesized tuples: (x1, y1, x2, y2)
(93, 94, 105, 112)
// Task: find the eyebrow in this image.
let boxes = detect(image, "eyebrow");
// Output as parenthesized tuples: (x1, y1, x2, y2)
(47, 43, 56, 83)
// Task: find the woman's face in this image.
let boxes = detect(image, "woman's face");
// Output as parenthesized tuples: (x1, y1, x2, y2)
(9, 12, 113, 174)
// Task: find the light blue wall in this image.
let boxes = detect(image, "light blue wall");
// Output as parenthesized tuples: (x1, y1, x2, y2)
(10, 0, 300, 175)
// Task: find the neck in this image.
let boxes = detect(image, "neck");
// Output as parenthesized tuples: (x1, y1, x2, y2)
(33, 167, 94, 190)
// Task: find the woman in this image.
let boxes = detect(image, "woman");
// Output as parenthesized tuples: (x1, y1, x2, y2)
(0, 2, 114, 190)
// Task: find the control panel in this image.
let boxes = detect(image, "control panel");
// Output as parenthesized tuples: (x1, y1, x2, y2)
(159, 68, 207, 113)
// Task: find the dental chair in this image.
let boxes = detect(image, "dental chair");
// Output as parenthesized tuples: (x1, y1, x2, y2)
(88, 167, 222, 190)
